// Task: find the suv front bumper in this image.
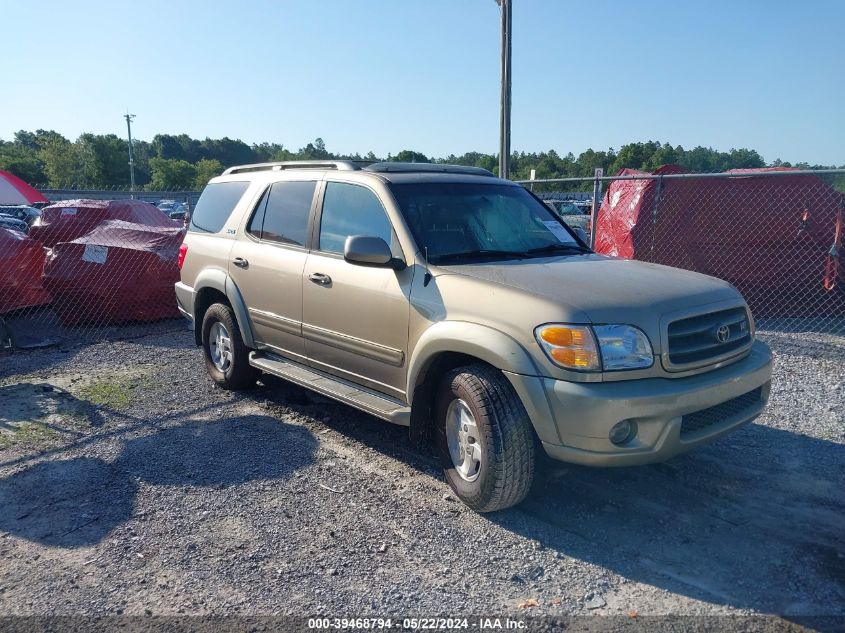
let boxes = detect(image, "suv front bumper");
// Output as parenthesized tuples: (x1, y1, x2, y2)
(505, 340, 772, 467)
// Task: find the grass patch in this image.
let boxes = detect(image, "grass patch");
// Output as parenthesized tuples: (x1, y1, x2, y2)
(75, 374, 154, 411)
(0, 422, 58, 449)
(77, 380, 134, 410)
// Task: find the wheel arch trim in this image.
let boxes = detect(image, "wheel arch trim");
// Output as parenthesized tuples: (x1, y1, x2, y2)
(192, 268, 257, 348)
(407, 322, 540, 399)
(406, 322, 560, 444)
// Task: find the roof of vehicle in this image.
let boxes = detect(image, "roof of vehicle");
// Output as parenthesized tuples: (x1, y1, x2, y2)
(371, 171, 509, 186)
(218, 160, 509, 186)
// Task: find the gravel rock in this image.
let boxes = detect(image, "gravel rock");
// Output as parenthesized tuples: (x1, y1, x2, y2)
(0, 327, 841, 618)
(585, 594, 606, 610)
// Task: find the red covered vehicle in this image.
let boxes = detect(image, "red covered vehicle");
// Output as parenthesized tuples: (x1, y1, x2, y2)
(594, 165, 844, 317)
(42, 220, 185, 326)
(0, 228, 51, 315)
(30, 199, 177, 248)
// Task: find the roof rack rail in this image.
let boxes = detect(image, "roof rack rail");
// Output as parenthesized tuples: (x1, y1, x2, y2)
(364, 162, 495, 177)
(222, 160, 363, 175)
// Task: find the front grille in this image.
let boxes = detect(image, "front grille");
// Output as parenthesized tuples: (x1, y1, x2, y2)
(667, 306, 751, 367)
(680, 387, 763, 438)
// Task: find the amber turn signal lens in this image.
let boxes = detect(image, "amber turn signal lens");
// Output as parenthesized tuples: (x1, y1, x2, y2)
(539, 326, 587, 347)
(535, 324, 601, 371)
(550, 348, 595, 368)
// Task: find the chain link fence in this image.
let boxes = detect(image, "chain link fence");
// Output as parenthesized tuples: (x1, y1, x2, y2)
(520, 167, 845, 337)
(1, 169, 844, 351)
(38, 187, 201, 209)
(1, 195, 190, 350)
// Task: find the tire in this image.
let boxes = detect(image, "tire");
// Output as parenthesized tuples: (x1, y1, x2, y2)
(435, 364, 536, 512)
(201, 302, 257, 390)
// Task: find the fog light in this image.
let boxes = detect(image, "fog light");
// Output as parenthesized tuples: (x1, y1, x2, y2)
(609, 420, 635, 445)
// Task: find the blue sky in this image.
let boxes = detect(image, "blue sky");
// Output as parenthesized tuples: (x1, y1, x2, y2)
(2, 0, 843, 165)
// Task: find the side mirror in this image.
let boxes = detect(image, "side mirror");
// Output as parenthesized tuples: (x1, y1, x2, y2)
(344, 235, 404, 269)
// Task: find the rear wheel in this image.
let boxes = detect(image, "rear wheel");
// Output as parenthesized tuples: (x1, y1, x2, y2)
(435, 364, 536, 512)
(201, 303, 257, 390)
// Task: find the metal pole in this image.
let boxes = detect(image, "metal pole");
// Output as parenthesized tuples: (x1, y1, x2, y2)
(124, 113, 136, 196)
(590, 168, 604, 249)
(497, 0, 512, 180)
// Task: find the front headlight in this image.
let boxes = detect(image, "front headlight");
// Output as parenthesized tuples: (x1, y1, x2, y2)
(592, 324, 653, 370)
(535, 323, 653, 371)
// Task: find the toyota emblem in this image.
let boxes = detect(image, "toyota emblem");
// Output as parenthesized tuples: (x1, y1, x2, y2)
(716, 324, 731, 343)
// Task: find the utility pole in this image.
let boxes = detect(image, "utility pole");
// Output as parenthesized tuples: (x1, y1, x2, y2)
(496, 0, 512, 180)
(124, 113, 136, 195)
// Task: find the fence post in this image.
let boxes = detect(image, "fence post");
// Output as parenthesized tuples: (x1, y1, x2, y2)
(590, 168, 604, 249)
(649, 175, 664, 258)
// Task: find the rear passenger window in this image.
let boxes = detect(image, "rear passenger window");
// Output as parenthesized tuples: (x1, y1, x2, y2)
(319, 182, 392, 254)
(250, 181, 316, 246)
(246, 188, 269, 238)
(190, 181, 250, 233)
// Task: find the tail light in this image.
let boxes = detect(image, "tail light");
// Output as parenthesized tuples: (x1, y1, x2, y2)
(177, 243, 188, 270)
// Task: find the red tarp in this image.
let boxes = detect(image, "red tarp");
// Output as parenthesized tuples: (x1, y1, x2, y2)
(0, 228, 51, 315)
(42, 220, 185, 326)
(30, 199, 178, 247)
(594, 165, 845, 316)
(0, 170, 48, 205)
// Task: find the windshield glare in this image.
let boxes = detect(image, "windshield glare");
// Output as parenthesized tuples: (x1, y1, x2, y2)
(390, 183, 583, 264)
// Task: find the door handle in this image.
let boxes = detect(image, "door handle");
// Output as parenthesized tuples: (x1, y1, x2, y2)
(309, 272, 332, 286)
(232, 257, 249, 269)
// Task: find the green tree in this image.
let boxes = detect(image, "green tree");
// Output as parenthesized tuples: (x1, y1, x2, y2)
(194, 159, 223, 188)
(151, 133, 200, 162)
(253, 142, 287, 162)
(148, 158, 197, 190)
(199, 137, 255, 166)
(392, 150, 430, 163)
(0, 142, 44, 184)
(77, 133, 131, 187)
(297, 138, 330, 160)
(39, 134, 82, 187)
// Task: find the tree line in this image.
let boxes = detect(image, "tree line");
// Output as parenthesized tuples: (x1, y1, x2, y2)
(0, 130, 840, 192)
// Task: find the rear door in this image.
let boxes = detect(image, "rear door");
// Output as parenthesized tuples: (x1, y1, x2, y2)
(228, 179, 318, 362)
(301, 181, 412, 400)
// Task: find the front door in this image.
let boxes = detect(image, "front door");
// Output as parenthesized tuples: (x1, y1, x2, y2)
(229, 179, 317, 362)
(302, 181, 412, 400)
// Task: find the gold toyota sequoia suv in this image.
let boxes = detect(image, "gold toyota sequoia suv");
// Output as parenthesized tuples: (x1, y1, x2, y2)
(176, 161, 772, 511)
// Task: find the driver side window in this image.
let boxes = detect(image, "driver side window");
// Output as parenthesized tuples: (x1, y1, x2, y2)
(319, 182, 393, 254)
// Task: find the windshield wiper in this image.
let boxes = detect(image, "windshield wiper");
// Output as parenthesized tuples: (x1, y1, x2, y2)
(522, 243, 591, 257)
(434, 249, 528, 264)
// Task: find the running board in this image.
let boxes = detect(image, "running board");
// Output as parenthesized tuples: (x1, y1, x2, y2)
(249, 351, 411, 427)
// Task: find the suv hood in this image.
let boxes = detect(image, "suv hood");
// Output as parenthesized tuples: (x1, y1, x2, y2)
(440, 254, 742, 325)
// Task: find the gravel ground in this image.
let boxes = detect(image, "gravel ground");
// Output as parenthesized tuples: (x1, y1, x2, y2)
(0, 326, 842, 627)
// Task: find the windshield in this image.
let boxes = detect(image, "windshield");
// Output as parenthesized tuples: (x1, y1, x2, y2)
(389, 183, 588, 264)
(559, 203, 582, 215)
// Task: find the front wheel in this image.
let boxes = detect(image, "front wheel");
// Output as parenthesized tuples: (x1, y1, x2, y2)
(201, 303, 257, 390)
(435, 364, 536, 512)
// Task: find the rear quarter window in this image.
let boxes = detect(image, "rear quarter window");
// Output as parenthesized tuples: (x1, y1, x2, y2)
(189, 181, 250, 233)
